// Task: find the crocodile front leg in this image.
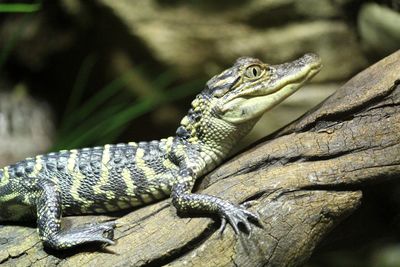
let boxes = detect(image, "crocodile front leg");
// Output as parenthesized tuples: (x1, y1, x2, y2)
(35, 179, 116, 249)
(171, 169, 260, 235)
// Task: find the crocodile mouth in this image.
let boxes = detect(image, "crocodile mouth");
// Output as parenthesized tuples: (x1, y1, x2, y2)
(236, 54, 322, 99)
(240, 63, 321, 99)
(222, 63, 321, 111)
(220, 53, 322, 123)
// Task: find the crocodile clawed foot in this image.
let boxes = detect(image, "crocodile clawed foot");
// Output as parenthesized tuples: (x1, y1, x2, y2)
(218, 204, 260, 237)
(74, 221, 116, 245)
(44, 221, 116, 250)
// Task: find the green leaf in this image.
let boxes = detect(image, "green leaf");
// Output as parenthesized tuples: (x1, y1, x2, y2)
(0, 0, 42, 13)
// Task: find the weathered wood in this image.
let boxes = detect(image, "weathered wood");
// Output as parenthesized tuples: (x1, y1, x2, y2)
(0, 50, 399, 267)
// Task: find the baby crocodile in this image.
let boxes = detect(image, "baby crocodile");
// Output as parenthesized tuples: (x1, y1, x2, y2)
(0, 53, 321, 250)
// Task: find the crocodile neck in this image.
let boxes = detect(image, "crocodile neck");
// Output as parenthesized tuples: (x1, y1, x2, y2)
(175, 93, 257, 167)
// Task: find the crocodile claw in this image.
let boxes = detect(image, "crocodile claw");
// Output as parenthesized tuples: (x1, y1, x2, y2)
(45, 221, 117, 249)
(218, 203, 260, 237)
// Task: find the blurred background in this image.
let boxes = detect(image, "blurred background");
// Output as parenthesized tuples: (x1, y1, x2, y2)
(0, 0, 399, 266)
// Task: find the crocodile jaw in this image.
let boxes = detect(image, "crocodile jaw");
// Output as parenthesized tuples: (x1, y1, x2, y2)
(220, 53, 321, 124)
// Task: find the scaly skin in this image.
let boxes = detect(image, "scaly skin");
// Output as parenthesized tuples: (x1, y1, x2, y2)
(0, 53, 321, 250)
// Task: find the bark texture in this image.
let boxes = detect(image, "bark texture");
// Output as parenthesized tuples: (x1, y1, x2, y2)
(0, 50, 399, 267)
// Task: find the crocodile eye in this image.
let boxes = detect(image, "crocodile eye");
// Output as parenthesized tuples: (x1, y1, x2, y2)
(245, 65, 263, 79)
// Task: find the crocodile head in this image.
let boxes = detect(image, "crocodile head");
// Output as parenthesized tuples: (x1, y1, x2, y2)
(176, 54, 321, 154)
(206, 53, 322, 123)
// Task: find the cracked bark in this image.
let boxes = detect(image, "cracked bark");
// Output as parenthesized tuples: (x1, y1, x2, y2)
(1, 50, 399, 267)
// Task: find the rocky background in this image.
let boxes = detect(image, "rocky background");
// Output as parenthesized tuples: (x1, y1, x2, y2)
(0, 0, 399, 266)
